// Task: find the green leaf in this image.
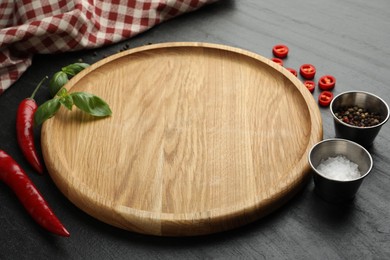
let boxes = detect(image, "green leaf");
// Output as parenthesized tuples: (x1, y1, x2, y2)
(59, 95, 74, 111)
(56, 87, 68, 97)
(49, 71, 68, 97)
(34, 98, 61, 125)
(70, 92, 112, 117)
(61, 63, 90, 77)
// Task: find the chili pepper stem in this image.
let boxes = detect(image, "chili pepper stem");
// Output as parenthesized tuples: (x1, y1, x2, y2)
(30, 76, 49, 99)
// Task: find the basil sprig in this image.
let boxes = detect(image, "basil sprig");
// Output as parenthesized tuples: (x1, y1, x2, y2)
(49, 63, 89, 97)
(34, 99, 61, 126)
(61, 63, 89, 77)
(71, 92, 112, 117)
(34, 63, 112, 125)
(49, 71, 68, 97)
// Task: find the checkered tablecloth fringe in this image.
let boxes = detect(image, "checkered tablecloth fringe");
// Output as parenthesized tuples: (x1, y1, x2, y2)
(0, 0, 216, 94)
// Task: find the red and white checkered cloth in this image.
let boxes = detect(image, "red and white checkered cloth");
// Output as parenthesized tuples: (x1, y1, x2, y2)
(0, 0, 216, 95)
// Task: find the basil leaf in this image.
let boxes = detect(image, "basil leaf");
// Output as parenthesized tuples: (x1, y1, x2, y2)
(56, 87, 68, 97)
(61, 63, 90, 77)
(70, 92, 112, 117)
(59, 95, 74, 111)
(34, 98, 61, 125)
(49, 71, 68, 97)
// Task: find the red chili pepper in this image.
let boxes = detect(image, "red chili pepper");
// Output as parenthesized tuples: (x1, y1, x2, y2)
(300, 64, 316, 79)
(272, 44, 289, 58)
(16, 77, 48, 174)
(304, 81, 315, 93)
(271, 58, 283, 66)
(286, 68, 297, 76)
(318, 75, 336, 90)
(318, 91, 334, 107)
(0, 150, 70, 237)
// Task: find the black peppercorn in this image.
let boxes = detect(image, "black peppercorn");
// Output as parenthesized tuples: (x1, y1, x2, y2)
(335, 106, 382, 127)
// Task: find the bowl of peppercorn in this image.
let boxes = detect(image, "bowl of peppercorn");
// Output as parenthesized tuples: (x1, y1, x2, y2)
(330, 91, 389, 147)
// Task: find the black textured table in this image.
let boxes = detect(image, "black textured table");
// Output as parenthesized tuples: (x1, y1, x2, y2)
(1, 1, 390, 259)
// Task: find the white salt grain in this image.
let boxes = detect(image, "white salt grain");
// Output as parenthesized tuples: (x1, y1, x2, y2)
(317, 155, 361, 181)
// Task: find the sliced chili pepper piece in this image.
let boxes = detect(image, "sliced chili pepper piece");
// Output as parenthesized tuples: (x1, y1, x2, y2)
(300, 64, 316, 79)
(286, 68, 297, 76)
(16, 77, 48, 174)
(318, 75, 336, 90)
(318, 91, 334, 107)
(271, 58, 283, 66)
(0, 150, 70, 237)
(272, 44, 289, 58)
(304, 81, 315, 93)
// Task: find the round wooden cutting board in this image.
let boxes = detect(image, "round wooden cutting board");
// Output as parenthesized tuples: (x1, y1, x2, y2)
(41, 42, 322, 236)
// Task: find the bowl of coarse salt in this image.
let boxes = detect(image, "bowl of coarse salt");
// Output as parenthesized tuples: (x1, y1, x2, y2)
(308, 138, 373, 203)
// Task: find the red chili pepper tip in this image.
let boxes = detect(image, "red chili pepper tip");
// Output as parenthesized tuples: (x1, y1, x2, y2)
(318, 91, 334, 107)
(286, 68, 297, 77)
(0, 150, 70, 237)
(271, 58, 284, 66)
(300, 64, 316, 79)
(304, 81, 315, 93)
(318, 75, 336, 90)
(272, 44, 289, 59)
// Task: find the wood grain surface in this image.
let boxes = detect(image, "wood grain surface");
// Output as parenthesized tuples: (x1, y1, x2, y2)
(41, 42, 322, 236)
